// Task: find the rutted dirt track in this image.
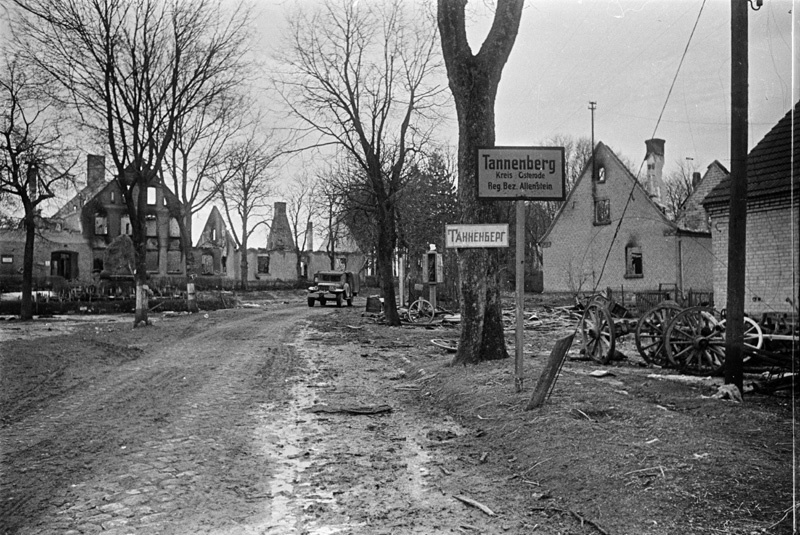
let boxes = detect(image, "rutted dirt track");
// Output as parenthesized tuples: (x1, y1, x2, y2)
(2, 305, 310, 534)
(1, 302, 527, 534)
(1, 296, 795, 534)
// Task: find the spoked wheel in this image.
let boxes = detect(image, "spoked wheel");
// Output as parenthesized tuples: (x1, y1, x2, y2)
(635, 302, 681, 366)
(719, 316, 764, 362)
(407, 298, 435, 324)
(664, 307, 725, 375)
(578, 302, 615, 364)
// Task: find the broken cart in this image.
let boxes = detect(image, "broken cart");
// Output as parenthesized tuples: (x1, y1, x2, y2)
(577, 294, 769, 375)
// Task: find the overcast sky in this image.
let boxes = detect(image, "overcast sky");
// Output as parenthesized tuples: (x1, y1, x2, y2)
(252, 0, 797, 181)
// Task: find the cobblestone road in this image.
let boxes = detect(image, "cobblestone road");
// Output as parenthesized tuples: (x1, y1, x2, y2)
(1, 305, 316, 534)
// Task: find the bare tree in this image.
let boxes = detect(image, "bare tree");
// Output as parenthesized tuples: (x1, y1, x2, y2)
(278, 0, 444, 326)
(663, 158, 698, 221)
(162, 91, 252, 265)
(0, 51, 75, 320)
(284, 173, 318, 280)
(12, 0, 252, 326)
(438, 0, 524, 364)
(395, 151, 458, 293)
(213, 129, 281, 290)
(313, 165, 348, 271)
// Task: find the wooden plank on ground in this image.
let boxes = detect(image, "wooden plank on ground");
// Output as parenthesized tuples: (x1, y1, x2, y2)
(526, 333, 575, 410)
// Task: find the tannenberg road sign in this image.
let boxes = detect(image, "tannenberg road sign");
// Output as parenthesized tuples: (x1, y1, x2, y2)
(445, 224, 509, 248)
(476, 146, 566, 200)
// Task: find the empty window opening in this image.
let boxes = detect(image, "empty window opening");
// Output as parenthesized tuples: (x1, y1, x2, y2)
(169, 217, 181, 238)
(257, 255, 270, 274)
(594, 199, 611, 225)
(145, 214, 158, 237)
(147, 187, 157, 205)
(51, 251, 78, 280)
(146, 250, 159, 272)
(201, 254, 213, 275)
(625, 246, 643, 277)
(94, 213, 108, 235)
(167, 251, 182, 273)
(120, 215, 132, 235)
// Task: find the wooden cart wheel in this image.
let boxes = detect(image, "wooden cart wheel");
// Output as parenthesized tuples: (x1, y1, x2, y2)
(578, 302, 615, 364)
(635, 302, 682, 366)
(407, 298, 435, 324)
(718, 316, 764, 363)
(664, 306, 726, 375)
(718, 316, 764, 350)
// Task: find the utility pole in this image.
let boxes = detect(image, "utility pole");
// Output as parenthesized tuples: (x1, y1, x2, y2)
(589, 101, 597, 200)
(725, 0, 749, 393)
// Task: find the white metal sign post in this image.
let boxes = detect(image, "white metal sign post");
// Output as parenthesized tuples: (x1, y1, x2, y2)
(476, 147, 565, 392)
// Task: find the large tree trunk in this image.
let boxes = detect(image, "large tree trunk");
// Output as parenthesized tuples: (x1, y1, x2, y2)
(20, 212, 36, 321)
(376, 213, 401, 326)
(133, 242, 150, 328)
(438, 0, 523, 364)
(178, 211, 197, 311)
(133, 184, 150, 328)
(240, 225, 249, 291)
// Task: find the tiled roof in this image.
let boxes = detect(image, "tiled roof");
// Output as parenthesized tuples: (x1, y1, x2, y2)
(703, 101, 800, 206)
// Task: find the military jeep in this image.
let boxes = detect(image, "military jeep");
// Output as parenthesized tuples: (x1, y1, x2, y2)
(307, 270, 359, 307)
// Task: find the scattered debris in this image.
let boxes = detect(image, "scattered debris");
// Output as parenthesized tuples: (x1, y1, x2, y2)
(589, 370, 615, 378)
(453, 494, 496, 516)
(623, 466, 666, 478)
(306, 404, 393, 415)
(431, 339, 458, 352)
(712, 384, 743, 403)
(530, 506, 610, 535)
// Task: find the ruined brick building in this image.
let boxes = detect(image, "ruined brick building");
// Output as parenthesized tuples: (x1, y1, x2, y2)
(0, 155, 184, 291)
(541, 139, 715, 296)
(703, 101, 799, 317)
(1, 158, 366, 292)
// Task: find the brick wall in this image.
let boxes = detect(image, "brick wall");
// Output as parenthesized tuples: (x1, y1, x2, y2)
(709, 197, 799, 315)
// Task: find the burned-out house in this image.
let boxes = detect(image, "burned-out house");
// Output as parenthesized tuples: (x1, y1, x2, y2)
(541, 139, 715, 298)
(251, 201, 366, 282)
(52, 156, 185, 281)
(702, 101, 799, 318)
(194, 206, 235, 279)
(0, 155, 186, 291)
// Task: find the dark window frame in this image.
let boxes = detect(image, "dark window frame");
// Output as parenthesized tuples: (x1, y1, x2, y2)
(594, 198, 611, 225)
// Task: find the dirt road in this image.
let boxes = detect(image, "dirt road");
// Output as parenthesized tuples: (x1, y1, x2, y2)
(2, 305, 312, 534)
(2, 298, 794, 534)
(0, 303, 523, 534)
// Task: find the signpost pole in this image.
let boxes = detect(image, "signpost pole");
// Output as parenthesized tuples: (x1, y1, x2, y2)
(515, 200, 525, 392)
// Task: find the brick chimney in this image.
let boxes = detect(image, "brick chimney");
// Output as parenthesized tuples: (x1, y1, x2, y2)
(267, 201, 296, 251)
(643, 139, 666, 202)
(26, 162, 38, 199)
(304, 222, 314, 252)
(87, 154, 106, 188)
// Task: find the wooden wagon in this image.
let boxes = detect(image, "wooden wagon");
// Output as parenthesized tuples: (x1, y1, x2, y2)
(578, 293, 796, 375)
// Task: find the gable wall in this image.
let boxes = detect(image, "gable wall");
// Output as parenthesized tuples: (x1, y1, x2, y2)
(543, 147, 685, 293)
(708, 196, 799, 316)
(677, 163, 727, 232)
